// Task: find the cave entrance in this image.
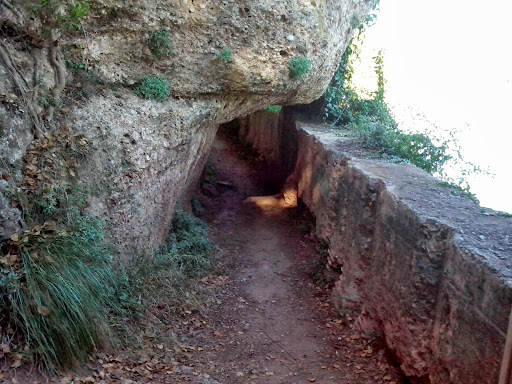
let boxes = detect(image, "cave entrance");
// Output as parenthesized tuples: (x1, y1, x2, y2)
(215, 118, 289, 196)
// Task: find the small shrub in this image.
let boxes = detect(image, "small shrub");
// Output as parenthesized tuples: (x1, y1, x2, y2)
(166, 211, 213, 275)
(147, 29, 174, 60)
(134, 76, 171, 101)
(68, 2, 90, 20)
(64, 58, 88, 71)
(289, 57, 311, 79)
(219, 49, 233, 64)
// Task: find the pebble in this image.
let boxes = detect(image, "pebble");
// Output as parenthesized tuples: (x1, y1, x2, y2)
(286, 35, 295, 41)
(180, 365, 194, 374)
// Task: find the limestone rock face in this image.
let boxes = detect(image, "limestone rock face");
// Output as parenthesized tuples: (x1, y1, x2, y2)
(85, 0, 367, 103)
(0, 0, 374, 256)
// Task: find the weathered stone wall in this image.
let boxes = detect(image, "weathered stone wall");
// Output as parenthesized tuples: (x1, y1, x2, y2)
(241, 110, 512, 384)
(239, 111, 282, 163)
(0, 0, 374, 259)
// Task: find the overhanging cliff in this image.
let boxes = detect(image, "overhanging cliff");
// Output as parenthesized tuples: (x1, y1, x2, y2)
(0, 0, 375, 259)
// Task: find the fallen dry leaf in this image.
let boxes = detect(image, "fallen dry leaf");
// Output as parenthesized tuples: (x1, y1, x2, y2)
(11, 354, 23, 368)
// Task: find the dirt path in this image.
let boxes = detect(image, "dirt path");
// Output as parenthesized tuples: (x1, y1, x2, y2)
(193, 127, 405, 384)
(3, 128, 405, 383)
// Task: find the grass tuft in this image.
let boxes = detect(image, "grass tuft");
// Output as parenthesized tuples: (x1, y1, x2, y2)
(1, 185, 116, 371)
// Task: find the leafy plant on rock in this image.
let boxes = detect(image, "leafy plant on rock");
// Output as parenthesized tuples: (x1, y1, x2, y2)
(134, 76, 171, 101)
(289, 56, 311, 79)
(147, 28, 174, 60)
(219, 49, 233, 65)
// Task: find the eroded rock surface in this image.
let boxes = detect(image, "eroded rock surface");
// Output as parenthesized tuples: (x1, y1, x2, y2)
(240, 109, 512, 384)
(0, 0, 374, 256)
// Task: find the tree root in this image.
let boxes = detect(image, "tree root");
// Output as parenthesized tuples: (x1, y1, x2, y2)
(0, 0, 25, 27)
(46, 40, 66, 122)
(0, 2, 67, 135)
(0, 39, 45, 139)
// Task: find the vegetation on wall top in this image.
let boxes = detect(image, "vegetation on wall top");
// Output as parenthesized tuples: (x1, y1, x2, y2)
(323, 35, 484, 193)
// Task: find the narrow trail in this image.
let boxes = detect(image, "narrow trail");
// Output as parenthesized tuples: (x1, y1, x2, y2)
(196, 126, 404, 384)
(2, 127, 405, 383)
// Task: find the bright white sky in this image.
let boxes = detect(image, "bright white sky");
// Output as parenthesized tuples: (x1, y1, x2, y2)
(357, 0, 512, 213)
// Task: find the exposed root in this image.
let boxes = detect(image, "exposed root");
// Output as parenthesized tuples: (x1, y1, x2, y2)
(0, 39, 45, 138)
(46, 40, 66, 122)
(0, 0, 25, 27)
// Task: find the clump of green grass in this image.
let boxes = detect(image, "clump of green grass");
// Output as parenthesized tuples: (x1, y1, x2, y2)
(0, 185, 116, 371)
(166, 211, 213, 275)
(134, 76, 171, 101)
(289, 56, 311, 79)
(219, 49, 233, 65)
(147, 29, 174, 60)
